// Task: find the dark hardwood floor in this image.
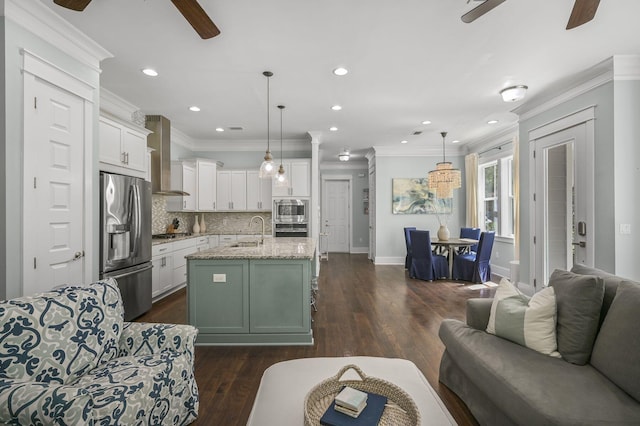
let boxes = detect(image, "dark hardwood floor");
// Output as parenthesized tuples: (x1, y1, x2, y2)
(137, 253, 496, 425)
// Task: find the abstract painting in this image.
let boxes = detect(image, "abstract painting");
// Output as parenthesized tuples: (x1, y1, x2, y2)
(392, 178, 452, 214)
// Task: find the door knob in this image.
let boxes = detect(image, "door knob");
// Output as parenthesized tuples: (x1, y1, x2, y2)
(572, 241, 586, 248)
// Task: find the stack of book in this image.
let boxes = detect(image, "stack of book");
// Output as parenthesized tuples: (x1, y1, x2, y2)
(320, 386, 388, 426)
(334, 387, 368, 417)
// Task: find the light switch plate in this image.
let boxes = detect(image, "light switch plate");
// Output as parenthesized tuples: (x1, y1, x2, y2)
(620, 224, 631, 235)
(213, 273, 226, 283)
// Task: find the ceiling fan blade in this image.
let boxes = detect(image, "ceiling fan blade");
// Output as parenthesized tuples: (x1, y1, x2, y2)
(461, 0, 507, 23)
(53, 0, 92, 11)
(566, 0, 600, 29)
(171, 0, 221, 39)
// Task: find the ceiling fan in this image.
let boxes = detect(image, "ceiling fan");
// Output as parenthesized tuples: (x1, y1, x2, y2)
(461, 0, 601, 30)
(52, 0, 220, 39)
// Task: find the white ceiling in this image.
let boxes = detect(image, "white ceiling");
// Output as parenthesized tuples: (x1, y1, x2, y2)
(40, 0, 640, 162)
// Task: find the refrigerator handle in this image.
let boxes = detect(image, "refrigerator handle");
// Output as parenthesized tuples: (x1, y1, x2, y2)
(106, 262, 153, 280)
(129, 184, 140, 257)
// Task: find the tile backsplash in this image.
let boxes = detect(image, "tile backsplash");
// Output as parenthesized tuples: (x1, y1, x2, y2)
(152, 195, 272, 235)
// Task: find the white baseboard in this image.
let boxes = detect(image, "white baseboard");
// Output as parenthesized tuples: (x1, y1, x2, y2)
(491, 264, 510, 279)
(374, 256, 404, 265)
(350, 246, 368, 254)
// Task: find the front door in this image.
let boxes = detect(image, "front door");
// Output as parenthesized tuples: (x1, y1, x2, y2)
(531, 117, 594, 288)
(23, 77, 85, 295)
(322, 178, 350, 253)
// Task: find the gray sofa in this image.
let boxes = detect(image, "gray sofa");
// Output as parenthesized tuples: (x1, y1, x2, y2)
(438, 264, 640, 425)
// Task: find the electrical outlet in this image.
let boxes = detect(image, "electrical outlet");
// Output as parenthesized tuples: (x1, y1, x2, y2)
(213, 274, 226, 283)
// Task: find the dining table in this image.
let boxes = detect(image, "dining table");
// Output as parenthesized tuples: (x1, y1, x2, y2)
(431, 237, 479, 278)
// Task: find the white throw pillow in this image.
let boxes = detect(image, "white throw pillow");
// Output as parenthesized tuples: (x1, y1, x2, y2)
(486, 278, 560, 357)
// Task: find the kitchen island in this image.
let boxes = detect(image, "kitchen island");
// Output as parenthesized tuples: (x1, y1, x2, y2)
(186, 237, 316, 345)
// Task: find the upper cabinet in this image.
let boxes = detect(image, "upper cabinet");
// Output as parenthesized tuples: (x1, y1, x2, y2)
(166, 161, 196, 211)
(217, 170, 247, 211)
(99, 115, 150, 179)
(246, 170, 272, 211)
(272, 159, 310, 198)
(196, 159, 218, 211)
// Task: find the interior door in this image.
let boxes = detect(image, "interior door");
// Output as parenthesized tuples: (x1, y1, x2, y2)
(23, 77, 85, 294)
(532, 123, 593, 288)
(322, 179, 350, 253)
(368, 167, 376, 261)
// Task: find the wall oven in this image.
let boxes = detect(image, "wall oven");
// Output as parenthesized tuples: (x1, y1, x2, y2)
(274, 223, 309, 237)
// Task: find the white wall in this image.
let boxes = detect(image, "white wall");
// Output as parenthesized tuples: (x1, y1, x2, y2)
(373, 154, 465, 264)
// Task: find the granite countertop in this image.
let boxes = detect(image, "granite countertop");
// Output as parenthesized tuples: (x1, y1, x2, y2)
(186, 237, 316, 260)
(152, 232, 262, 246)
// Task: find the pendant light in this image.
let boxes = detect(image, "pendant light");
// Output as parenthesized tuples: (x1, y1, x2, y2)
(259, 71, 276, 178)
(275, 105, 289, 187)
(428, 131, 461, 199)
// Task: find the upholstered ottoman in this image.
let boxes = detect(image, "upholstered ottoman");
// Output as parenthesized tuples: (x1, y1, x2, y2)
(247, 356, 456, 425)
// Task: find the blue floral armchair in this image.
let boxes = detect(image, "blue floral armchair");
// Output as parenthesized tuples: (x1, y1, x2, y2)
(0, 278, 199, 425)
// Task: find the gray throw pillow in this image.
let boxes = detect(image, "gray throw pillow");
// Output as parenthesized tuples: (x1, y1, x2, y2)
(571, 264, 628, 323)
(590, 281, 640, 402)
(549, 269, 604, 365)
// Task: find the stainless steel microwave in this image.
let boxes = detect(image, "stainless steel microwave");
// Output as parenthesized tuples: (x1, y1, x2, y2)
(273, 199, 309, 223)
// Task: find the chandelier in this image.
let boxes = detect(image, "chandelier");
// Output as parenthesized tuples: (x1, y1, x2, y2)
(428, 131, 461, 199)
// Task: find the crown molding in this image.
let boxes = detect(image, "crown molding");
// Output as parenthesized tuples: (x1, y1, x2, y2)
(100, 88, 141, 122)
(4, 0, 112, 70)
(320, 161, 368, 171)
(612, 55, 640, 80)
(464, 125, 518, 155)
(514, 57, 614, 122)
(372, 144, 465, 157)
(187, 138, 310, 153)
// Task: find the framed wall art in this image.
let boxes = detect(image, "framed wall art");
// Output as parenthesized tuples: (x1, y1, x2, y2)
(392, 178, 452, 215)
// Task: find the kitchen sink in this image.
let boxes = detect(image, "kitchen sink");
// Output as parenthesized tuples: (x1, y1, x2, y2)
(230, 240, 261, 248)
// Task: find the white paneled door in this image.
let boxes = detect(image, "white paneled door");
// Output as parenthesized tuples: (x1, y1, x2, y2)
(23, 77, 85, 295)
(322, 178, 350, 253)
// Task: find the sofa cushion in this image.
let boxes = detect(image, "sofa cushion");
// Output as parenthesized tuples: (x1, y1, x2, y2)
(74, 351, 198, 425)
(549, 269, 604, 365)
(486, 278, 559, 357)
(590, 281, 640, 402)
(570, 264, 640, 325)
(439, 319, 640, 425)
(0, 279, 123, 385)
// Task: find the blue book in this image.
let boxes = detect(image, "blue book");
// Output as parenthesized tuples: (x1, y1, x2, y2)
(320, 391, 388, 426)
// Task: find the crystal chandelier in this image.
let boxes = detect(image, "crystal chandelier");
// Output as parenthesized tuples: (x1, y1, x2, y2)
(428, 131, 461, 199)
(258, 71, 276, 178)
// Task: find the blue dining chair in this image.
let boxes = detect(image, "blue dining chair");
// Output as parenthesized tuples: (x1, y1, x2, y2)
(404, 227, 416, 270)
(409, 230, 449, 281)
(452, 231, 496, 283)
(459, 227, 481, 253)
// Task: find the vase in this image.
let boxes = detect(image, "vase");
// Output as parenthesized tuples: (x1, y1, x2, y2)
(193, 215, 201, 234)
(437, 224, 450, 241)
(200, 215, 206, 233)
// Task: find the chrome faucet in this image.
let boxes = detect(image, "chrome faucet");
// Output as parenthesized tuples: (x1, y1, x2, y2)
(249, 215, 266, 245)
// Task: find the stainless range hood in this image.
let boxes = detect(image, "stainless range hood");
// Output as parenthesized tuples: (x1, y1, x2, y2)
(145, 115, 189, 196)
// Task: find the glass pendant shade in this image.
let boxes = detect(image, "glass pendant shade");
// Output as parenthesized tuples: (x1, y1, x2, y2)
(259, 71, 277, 179)
(275, 164, 288, 187)
(428, 132, 461, 199)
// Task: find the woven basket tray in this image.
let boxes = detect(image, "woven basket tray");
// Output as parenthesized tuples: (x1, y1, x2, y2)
(303, 364, 421, 426)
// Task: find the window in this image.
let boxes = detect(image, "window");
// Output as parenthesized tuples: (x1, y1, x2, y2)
(478, 155, 514, 238)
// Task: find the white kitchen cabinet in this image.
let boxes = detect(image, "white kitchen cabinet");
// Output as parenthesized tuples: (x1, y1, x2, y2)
(217, 170, 247, 211)
(218, 235, 238, 245)
(151, 243, 174, 299)
(195, 236, 210, 252)
(196, 159, 218, 211)
(246, 170, 272, 211)
(99, 115, 150, 179)
(271, 159, 310, 197)
(166, 162, 196, 211)
(172, 239, 196, 288)
(208, 235, 220, 249)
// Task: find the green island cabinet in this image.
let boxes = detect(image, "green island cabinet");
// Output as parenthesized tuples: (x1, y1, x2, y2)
(186, 238, 316, 345)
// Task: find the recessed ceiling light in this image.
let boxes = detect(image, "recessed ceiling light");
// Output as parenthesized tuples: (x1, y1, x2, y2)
(189, 106, 201, 112)
(331, 105, 342, 111)
(401, 140, 408, 144)
(333, 67, 348, 76)
(329, 126, 338, 131)
(215, 127, 224, 132)
(487, 119, 499, 125)
(142, 68, 158, 77)
(452, 140, 460, 144)
(421, 120, 432, 125)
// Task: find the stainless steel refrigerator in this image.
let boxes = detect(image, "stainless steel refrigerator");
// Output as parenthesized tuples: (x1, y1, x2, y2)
(100, 172, 152, 321)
